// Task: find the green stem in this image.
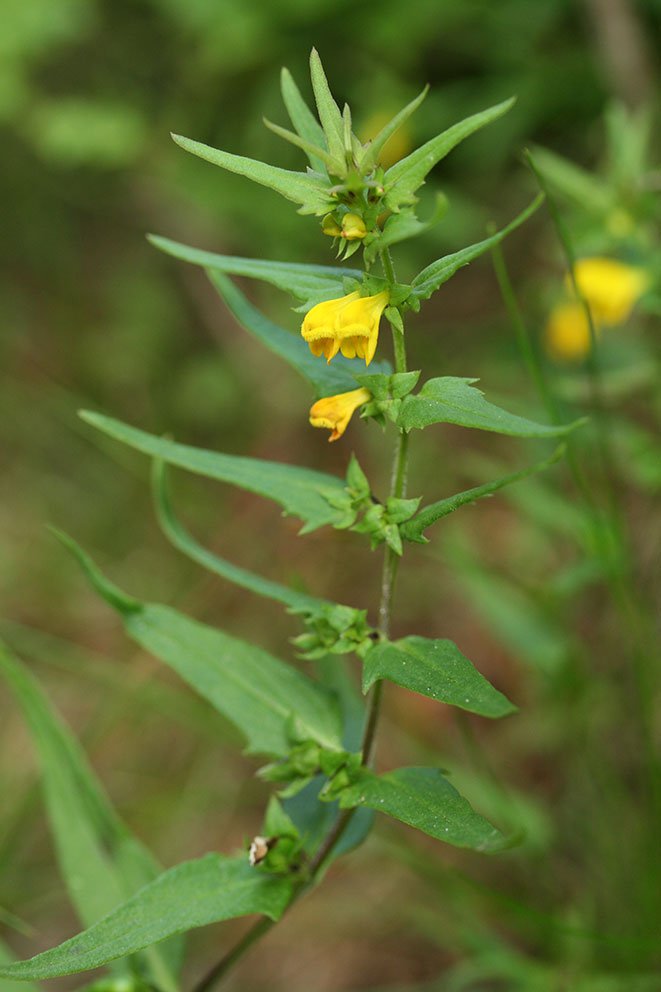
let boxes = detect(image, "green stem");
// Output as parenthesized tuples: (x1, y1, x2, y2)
(190, 250, 411, 992)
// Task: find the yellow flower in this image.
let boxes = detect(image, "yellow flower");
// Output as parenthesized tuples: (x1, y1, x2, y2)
(301, 290, 389, 366)
(544, 301, 596, 362)
(569, 257, 648, 325)
(322, 214, 342, 237)
(309, 387, 372, 442)
(341, 213, 367, 240)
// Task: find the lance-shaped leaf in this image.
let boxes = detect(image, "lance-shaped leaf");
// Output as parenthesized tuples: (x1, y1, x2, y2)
(410, 195, 542, 303)
(309, 48, 345, 168)
(80, 411, 346, 533)
(0, 941, 43, 992)
(397, 378, 584, 438)
(384, 98, 514, 210)
(337, 767, 506, 852)
(0, 854, 293, 983)
(358, 86, 429, 172)
(148, 233, 359, 308)
(152, 459, 326, 613)
(171, 133, 330, 215)
(0, 643, 182, 992)
(401, 447, 565, 543)
(207, 272, 392, 397)
(57, 534, 343, 757)
(362, 636, 516, 718)
(280, 67, 327, 173)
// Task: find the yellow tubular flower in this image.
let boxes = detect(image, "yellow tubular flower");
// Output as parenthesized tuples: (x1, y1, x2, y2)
(569, 257, 649, 325)
(544, 301, 596, 362)
(341, 213, 367, 240)
(309, 387, 372, 442)
(301, 290, 389, 366)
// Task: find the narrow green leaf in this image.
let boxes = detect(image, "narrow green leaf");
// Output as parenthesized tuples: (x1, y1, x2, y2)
(57, 535, 343, 757)
(397, 377, 584, 438)
(0, 941, 43, 992)
(80, 411, 346, 533)
(207, 271, 391, 397)
(0, 643, 181, 992)
(0, 855, 292, 983)
(124, 606, 343, 755)
(359, 85, 429, 172)
(410, 195, 542, 302)
(151, 459, 326, 613)
(148, 233, 357, 306)
(401, 447, 565, 543)
(338, 767, 505, 851)
(263, 118, 339, 173)
(309, 49, 345, 167)
(171, 133, 330, 214)
(280, 67, 327, 173)
(362, 636, 516, 718)
(385, 98, 515, 208)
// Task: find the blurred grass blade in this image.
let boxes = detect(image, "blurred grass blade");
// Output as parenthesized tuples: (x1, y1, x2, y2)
(401, 447, 565, 543)
(80, 411, 346, 533)
(0, 642, 182, 992)
(397, 377, 585, 437)
(151, 458, 326, 612)
(207, 271, 392, 396)
(530, 144, 612, 212)
(148, 233, 358, 307)
(0, 855, 293, 983)
(337, 767, 507, 851)
(359, 85, 428, 172)
(171, 133, 329, 214)
(410, 196, 542, 302)
(309, 49, 345, 165)
(385, 98, 514, 209)
(56, 533, 343, 757)
(280, 67, 327, 172)
(362, 636, 517, 718)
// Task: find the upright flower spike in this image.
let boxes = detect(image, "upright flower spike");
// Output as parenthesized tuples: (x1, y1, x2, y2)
(309, 387, 372, 442)
(570, 257, 649, 325)
(301, 291, 389, 366)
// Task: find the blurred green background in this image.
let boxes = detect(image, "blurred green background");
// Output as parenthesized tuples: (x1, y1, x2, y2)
(1, 1, 660, 989)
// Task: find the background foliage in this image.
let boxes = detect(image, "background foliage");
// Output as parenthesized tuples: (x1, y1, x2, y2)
(1, 1, 660, 989)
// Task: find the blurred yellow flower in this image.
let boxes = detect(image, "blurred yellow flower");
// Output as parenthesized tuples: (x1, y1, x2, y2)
(569, 257, 648, 325)
(301, 290, 389, 365)
(309, 387, 372, 442)
(544, 301, 595, 361)
(546, 256, 649, 362)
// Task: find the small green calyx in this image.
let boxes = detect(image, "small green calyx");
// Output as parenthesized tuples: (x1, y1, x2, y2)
(249, 798, 303, 874)
(351, 496, 421, 557)
(319, 752, 363, 802)
(358, 371, 420, 427)
(292, 603, 375, 660)
(322, 453, 373, 529)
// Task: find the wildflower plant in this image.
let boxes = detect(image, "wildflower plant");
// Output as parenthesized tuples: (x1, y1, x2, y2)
(0, 51, 583, 991)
